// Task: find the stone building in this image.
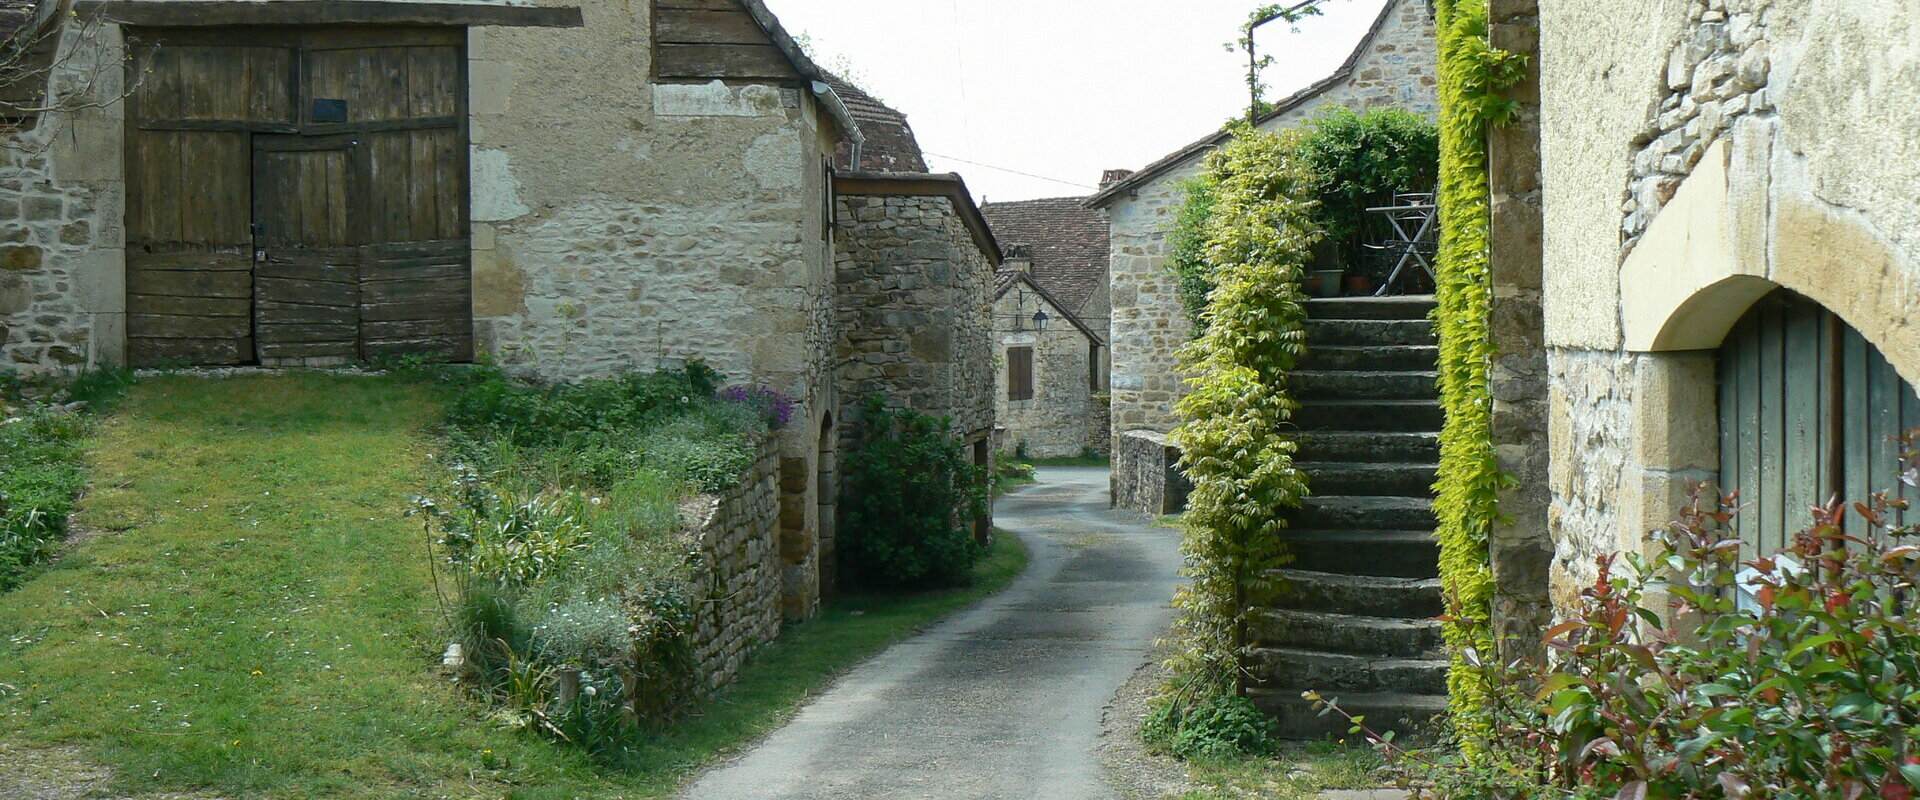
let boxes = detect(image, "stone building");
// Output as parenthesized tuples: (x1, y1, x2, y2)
(981, 196, 1110, 458)
(1504, 0, 1920, 617)
(990, 263, 1102, 459)
(1085, 0, 1438, 501)
(0, 0, 998, 619)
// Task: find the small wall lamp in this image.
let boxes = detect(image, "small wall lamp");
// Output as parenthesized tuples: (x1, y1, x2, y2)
(1032, 310, 1050, 334)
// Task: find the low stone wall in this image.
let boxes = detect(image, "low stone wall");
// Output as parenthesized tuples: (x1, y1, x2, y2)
(687, 436, 784, 696)
(1112, 429, 1190, 516)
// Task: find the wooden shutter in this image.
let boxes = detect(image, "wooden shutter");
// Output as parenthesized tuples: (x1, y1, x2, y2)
(1008, 347, 1034, 401)
(1718, 291, 1920, 553)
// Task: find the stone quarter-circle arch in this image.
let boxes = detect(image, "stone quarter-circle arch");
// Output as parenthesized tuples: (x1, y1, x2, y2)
(1620, 140, 1920, 387)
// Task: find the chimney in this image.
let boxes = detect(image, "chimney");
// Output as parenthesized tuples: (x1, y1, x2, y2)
(1099, 169, 1135, 189)
(1004, 245, 1034, 274)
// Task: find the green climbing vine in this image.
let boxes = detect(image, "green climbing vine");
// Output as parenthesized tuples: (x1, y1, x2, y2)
(1430, 0, 1529, 761)
(1165, 124, 1321, 700)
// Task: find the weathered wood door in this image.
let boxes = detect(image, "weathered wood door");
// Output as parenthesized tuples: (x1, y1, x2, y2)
(125, 27, 471, 367)
(1718, 290, 1920, 552)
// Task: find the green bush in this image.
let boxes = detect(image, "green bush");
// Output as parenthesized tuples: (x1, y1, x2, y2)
(1296, 107, 1440, 274)
(420, 361, 771, 759)
(1168, 124, 1317, 694)
(1326, 436, 1920, 799)
(1142, 691, 1280, 761)
(839, 396, 988, 590)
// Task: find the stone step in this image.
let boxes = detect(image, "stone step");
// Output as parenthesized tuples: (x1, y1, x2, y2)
(1272, 568, 1443, 618)
(1249, 647, 1450, 696)
(1295, 432, 1439, 463)
(1294, 370, 1438, 401)
(1298, 345, 1438, 372)
(1253, 608, 1444, 658)
(1298, 462, 1436, 497)
(1303, 295, 1437, 321)
(1286, 529, 1438, 579)
(1249, 688, 1447, 741)
(1292, 496, 1436, 531)
(1293, 399, 1443, 432)
(1304, 319, 1438, 347)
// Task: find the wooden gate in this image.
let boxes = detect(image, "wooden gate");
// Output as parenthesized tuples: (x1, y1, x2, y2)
(125, 27, 471, 366)
(1718, 290, 1920, 553)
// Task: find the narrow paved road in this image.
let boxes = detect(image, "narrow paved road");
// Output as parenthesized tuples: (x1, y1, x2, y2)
(680, 466, 1184, 800)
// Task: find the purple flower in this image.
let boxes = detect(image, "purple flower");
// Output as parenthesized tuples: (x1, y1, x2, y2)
(717, 385, 797, 430)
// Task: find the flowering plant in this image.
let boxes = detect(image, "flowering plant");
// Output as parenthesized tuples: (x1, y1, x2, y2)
(716, 386, 797, 431)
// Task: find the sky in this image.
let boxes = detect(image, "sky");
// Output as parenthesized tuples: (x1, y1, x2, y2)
(763, 0, 1394, 204)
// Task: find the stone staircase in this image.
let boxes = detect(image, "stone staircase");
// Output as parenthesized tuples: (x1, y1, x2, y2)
(1247, 295, 1448, 739)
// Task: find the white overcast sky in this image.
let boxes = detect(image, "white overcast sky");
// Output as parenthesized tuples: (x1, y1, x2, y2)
(763, 0, 1393, 203)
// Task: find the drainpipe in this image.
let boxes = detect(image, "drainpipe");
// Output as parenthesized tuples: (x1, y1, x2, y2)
(812, 81, 864, 169)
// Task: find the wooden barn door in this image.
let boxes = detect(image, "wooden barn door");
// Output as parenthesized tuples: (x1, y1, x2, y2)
(252, 136, 361, 363)
(1718, 290, 1920, 553)
(125, 27, 471, 367)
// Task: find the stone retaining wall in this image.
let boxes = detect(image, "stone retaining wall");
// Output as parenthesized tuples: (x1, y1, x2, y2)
(1112, 429, 1189, 516)
(687, 436, 783, 696)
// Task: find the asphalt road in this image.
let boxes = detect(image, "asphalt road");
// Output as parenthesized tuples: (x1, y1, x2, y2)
(678, 466, 1185, 800)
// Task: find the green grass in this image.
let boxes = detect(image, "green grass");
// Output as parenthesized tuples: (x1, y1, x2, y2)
(1179, 742, 1385, 800)
(0, 373, 1028, 799)
(1027, 456, 1111, 468)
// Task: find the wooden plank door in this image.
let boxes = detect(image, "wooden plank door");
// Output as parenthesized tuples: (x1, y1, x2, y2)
(125, 26, 471, 367)
(302, 31, 472, 361)
(252, 135, 362, 364)
(1718, 290, 1919, 552)
(125, 39, 295, 366)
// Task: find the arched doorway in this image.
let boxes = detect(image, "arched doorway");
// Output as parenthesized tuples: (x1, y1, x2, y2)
(817, 414, 838, 595)
(1717, 290, 1920, 552)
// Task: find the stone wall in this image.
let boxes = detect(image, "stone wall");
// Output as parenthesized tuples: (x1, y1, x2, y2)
(1101, 0, 1439, 462)
(833, 193, 996, 443)
(0, 24, 125, 372)
(1113, 429, 1190, 516)
(1534, 0, 1920, 615)
(688, 436, 784, 696)
(993, 283, 1096, 459)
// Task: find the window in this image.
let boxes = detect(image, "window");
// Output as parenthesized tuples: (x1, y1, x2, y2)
(1718, 290, 1919, 553)
(1008, 347, 1034, 401)
(1088, 343, 1103, 392)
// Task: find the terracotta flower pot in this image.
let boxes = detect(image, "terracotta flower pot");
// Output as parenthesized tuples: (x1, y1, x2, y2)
(1344, 275, 1377, 295)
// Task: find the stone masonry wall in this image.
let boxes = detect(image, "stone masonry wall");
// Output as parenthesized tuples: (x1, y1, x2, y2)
(1103, 0, 1438, 454)
(1, 24, 126, 373)
(1113, 429, 1190, 516)
(993, 287, 1095, 459)
(688, 436, 783, 696)
(1536, 0, 1920, 615)
(834, 193, 996, 443)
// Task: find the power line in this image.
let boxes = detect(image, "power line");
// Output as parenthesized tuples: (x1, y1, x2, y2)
(921, 151, 1098, 191)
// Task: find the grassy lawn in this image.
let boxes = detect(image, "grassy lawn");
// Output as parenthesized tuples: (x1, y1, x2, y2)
(0, 372, 1027, 799)
(1179, 742, 1385, 800)
(1027, 455, 1111, 468)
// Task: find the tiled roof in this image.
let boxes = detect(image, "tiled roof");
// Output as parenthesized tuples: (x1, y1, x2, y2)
(825, 75, 928, 174)
(994, 268, 1102, 344)
(980, 196, 1110, 314)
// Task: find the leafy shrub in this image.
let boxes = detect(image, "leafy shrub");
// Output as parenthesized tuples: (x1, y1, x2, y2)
(1326, 432, 1920, 800)
(0, 369, 137, 581)
(420, 362, 770, 760)
(1168, 123, 1317, 695)
(1295, 107, 1440, 274)
(1167, 108, 1438, 330)
(1143, 691, 1281, 761)
(839, 396, 988, 589)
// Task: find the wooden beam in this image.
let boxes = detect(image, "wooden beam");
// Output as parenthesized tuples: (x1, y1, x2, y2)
(77, 1, 584, 28)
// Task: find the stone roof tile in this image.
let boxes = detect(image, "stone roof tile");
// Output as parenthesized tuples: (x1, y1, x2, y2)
(980, 196, 1110, 314)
